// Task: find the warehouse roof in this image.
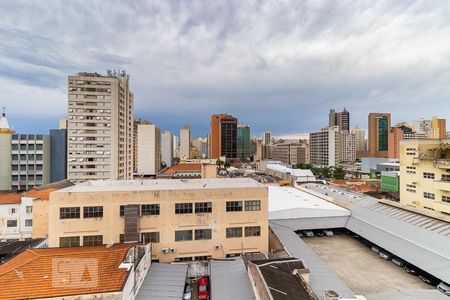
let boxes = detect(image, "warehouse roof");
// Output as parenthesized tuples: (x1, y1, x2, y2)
(269, 186, 350, 220)
(136, 263, 187, 300)
(210, 258, 256, 300)
(267, 163, 315, 178)
(55, 178, 264, 193)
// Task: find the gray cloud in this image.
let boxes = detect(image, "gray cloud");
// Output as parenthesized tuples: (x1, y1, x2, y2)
(0, 0, 449, 137)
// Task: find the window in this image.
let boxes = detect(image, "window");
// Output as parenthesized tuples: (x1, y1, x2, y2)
(142, 204, 160, 216)
(245, 200, 261, 211)
(423, 172, 435, 179)
(60, 236, 80, 247)
(424, 192, 435, 200)
(141, 232, 160, 243)
(60, 207, 80, 219)
(226, 201, 242, 212)
(245, 226, 261, 237)
(442, 174, 450, 182)
(194, 256, 211, 261)
(443, 195, 450, 203)
(83, 206, 103, 218)
(195, 229, 212, 240)
(175, 257, 193, 262)
(119, 234, 125, 243)
(7, 220, 17, 227)
(25, 219, 32, 227)
(9, 208, 16, 214)
(120, 205, 125, 217)
(83, 235, 103, 246)
(175, 203, 193, 214)
(226, 227, 242, 238)
(406, 166, 416, 174)
(195, 202, 212, 213)
(175, 230, 193, 241)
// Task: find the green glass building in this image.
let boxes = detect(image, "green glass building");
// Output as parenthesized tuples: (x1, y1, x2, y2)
(237, 124, 251, 159)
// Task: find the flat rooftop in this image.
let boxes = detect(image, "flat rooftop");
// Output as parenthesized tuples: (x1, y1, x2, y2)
(55, 178, 264, 193)
(269, 186, 349, 220)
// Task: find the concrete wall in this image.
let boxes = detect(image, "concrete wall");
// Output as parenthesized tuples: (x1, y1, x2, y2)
(137, 124, 161, 175)
(48, 186, 268, 262)
(32, 198, 49, 238)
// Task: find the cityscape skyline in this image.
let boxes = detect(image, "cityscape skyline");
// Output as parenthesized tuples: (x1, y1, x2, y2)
(1, 1, 450, 137)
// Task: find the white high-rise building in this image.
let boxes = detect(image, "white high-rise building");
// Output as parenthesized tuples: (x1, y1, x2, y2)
(173, 135, 179, 158)
(340, 132, 356, 162)
(180, 125, 191, 159)
(350, 126, 366, 152)
(161, 131, 174, 167)
(309, 126, 340, 167)
(67, 72, 134, 183)
(413, 118, 432, 138)
(137, 124, 161, 175)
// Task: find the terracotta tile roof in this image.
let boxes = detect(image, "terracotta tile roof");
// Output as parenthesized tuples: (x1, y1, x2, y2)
(0, 193, 21, 204)
(163, 163, 202, 175)
(22, 188, 58, 200)
(0, 244, 134, 299)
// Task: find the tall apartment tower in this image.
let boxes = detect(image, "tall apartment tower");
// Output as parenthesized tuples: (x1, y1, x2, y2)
(0, 109, 13, 191)
(340, 132, 356, 162)
(210, 114, 238, 159)
(161, 131, 174, 167)
(133, 118, 151, 173)
(351, 126, 366, 152)
(137, 123, 161, 175)
(261, 131, 272, 145)
(431, 116, 446, 139)
(413, 118, 432, 138)
(180, 125, 191, 159)
(309, 126, 340, 167)
(329, 108, 350, 132)
(67, 72, 134, 183)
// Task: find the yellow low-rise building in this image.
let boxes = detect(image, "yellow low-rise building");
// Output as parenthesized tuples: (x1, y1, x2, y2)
(47, 178, 268, 262)
(400, 139, 450, 215)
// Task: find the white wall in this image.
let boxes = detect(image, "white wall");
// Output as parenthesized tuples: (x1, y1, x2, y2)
(0, 197, 33, 241)
(137, 124, 161, 175)
(161, 131, 173, 167)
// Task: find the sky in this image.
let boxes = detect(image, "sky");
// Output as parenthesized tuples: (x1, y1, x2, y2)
(0, 0, 450, 138)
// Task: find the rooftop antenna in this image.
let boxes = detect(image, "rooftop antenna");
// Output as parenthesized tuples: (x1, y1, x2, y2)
(2, 106, 5, 117)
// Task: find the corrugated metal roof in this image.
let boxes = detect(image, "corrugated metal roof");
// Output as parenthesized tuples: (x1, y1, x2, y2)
(303, 184, 450, 282)
(270, 216, 349, 231)
(136, 263, 187, 300)
(269, 223, 356, 300)
(210, 258, 256, 300)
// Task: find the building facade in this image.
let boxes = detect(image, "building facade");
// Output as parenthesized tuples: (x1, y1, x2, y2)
(0, 111, 13, 191)
(137, 124, 161, 175)
(47, 178, 269, 262)
(11, 134, 51, 191)
(329, 108, 350, 132)
(161, 131, 174, 167)
(431, 117, 447, 139)
(0, 193, 33, 241)
(399, 139, 450, 215)
(210, 114, 237, 159)
(67, 72, 134, 183)
(133, 118, 151, 173)
(309, 126, 340, 167)
(339, 132, 356, 162)
(261, 131, 271, 146)
(180, 125, 191, 159)
(350, 126, 366, 152)
(50, 129, 67, 183)
(358, 113, 391, 158)
(413, 118, 432, 138)
(237, 124, 251, 159)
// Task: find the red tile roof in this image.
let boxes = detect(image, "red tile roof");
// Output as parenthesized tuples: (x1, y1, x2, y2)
(163, 163, 202, 175)
(22, 188, 58, 200)
(0, 193, 21, 204)
(0, 244, 134, 299)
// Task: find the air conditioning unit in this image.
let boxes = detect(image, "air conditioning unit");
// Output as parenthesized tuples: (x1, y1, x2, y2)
(170, 248, 177, 253)
(214, 244, 222, 251)
(161, 248, 170, 254)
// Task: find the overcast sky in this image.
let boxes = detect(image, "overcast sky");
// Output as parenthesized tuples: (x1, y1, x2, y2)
(1, 0, 449, 138)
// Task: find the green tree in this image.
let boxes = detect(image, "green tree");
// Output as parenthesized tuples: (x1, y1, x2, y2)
(333, 167, 346, 180)
(321, 167, 331, 178)
(224, 161, 230, 169)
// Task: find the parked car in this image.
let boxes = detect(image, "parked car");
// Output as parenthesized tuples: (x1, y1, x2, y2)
(379, 251, 393, 260)
(371, 246, 381, 254)
(391, 257, 405, 267)
(182, 282, 192, 300)
(437, 282, 450, 296)
(323, 230, 334, 236)
(419, 274, 440, 286)
(316, 231, 326, 237)
(404, 264, 419, 275)
(198, 277, 210, 300)
(303, 231, 314, 237)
